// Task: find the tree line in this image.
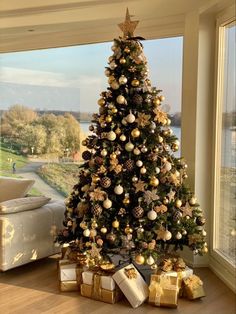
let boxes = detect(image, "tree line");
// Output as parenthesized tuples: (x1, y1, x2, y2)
(0, 105, 84, 156)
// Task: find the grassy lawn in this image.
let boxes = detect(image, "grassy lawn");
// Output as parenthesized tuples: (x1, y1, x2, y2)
(0, 146, 42, 196)
(0, 145, 28, 173)
(37, 163, 80, 197)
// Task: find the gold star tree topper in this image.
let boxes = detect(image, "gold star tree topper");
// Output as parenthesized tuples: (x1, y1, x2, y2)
(118, 8, 139, 38)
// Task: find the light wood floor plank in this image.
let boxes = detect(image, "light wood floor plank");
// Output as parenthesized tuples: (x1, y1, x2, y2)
(0, 256, 235, 314)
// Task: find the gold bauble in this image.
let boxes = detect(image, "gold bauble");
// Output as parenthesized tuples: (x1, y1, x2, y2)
(112, 220, 120, 228)
(172, 144, 179, 152)
(160, 95, 165, 102)
(150, 176, 159, 187)
(135, 254, 145, 265)
(124, 47, 130, 53)
(120, 134, 126, 141)
(110, 152, 117, 159)
(124, 225, 133, 234)
(100, 226, 107, 234)
(123, 196, 130, 205)
(116, 95, 126, 104)
(131, 79, 140, 87)
(90, 229, 97, 237)
(108, 76, 115, 84)
(119, 57, 126, 64)
(131, 128, 140, 138)
(202, 246, 208, 254)
(82, 139, 87, 146)
(140, 167, 147, 174)
(112, 107, 118, 114)
(153, 98, 161, 106)
(106, 115, 112, 123)
(111, 81, 119, 90)
(115, 127, 121, 135)
(98, 98, 105, 106)
(175, 199, 182, 208)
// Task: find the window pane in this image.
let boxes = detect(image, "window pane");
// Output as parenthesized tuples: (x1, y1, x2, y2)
(0, 37, 183, 196)
(217, 22, 236, 265)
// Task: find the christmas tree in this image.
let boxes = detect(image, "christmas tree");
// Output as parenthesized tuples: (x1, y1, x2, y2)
(58, 9, 208, 266)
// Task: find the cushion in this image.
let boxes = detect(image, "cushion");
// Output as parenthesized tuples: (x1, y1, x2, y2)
(0, 196, 51, 214)
(0, 177, 35, 202)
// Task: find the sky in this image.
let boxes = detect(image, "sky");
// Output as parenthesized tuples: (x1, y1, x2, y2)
(0, 37, 183, 113)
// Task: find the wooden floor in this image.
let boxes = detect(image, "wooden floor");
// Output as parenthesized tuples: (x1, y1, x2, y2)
(0, 256, 235, 314)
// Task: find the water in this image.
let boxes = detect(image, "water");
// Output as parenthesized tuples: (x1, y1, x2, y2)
(80, 121, 235, 168)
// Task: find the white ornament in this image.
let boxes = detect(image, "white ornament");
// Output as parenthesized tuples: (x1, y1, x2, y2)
(122, 118, 128, 125)
(125, 142, 134, 152)
(147, 210, 157, 220)
(176, 232, 182, 240)
(83, 229, 90, 237)
(133, 147, 141, 155)
(103, 198, 112, 209)
(107, 131, 116, 141)
(126, 112, 136, 123)
(158, 136, 163, 143)
(140, 167, 147, 174)
(164, 230, 172, 241)
(146, 255, 155, 265)
(164, 162, 172, 171)
(156, 167, 160, 174)
(101, 227, 107, 234)
(114, 184, 124, 195)
(136, 160, 143, 167)
(202, 230, 207, 236)
(101, 149, 107, 156)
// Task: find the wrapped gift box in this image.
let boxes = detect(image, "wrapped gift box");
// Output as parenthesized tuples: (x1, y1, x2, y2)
(112, 263, 149, 308)
(58, 260, 77, 281)
(59, 280, 78, 292)
(183, 275, 206, 300)
(82, 271, 116, 291)
(81, 283, 122, 304)
(149, 274, 178, 308)
(160, 266, 193, 295)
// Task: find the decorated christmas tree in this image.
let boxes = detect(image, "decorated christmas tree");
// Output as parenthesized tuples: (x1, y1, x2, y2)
(57, 9, 208, 267)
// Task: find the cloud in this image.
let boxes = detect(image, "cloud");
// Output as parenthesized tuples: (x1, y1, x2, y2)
(0, 67, 103, 88)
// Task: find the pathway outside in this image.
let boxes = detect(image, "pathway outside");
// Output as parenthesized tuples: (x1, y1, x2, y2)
(16, 160, 64, 201)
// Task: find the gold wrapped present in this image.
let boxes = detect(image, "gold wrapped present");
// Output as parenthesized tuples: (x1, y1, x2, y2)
(80, 271, 122, 304)
(183, 275, 206, 300)
(59, 280, 79, 292)
(149, 274, 178, 308)
(58, 260, 77, 281)
(80, 283, 122, 304)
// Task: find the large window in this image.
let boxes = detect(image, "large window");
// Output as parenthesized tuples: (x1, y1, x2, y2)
(214, 20, 236, 266)
(0, 37, 183, 197)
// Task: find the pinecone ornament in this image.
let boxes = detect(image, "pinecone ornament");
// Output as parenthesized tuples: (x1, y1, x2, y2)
(132, 94, 143, 105)
(173, 210, 182, 221)
(124, 159, 134, 171)
(82, 150, 91, 160)
(92, 204, 103, 216)
(100, 176, 111, 188)
(132, 206, 144, 218)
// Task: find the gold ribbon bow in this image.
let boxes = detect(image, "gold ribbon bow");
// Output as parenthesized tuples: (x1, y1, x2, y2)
(184, 275, 203, 290)
(92, 274, 102, 300)
(124, 267, 137, 279)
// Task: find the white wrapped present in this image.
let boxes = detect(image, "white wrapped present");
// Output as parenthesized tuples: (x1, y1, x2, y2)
(58, 260, 77, 281)
(82, 271, 116, 291)
(112, 263, 149, 308)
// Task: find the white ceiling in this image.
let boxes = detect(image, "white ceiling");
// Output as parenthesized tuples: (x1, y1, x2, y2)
(0, 0, 234, 52)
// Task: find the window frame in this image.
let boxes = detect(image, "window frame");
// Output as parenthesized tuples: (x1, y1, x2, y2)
(211, 6, 236, 277)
